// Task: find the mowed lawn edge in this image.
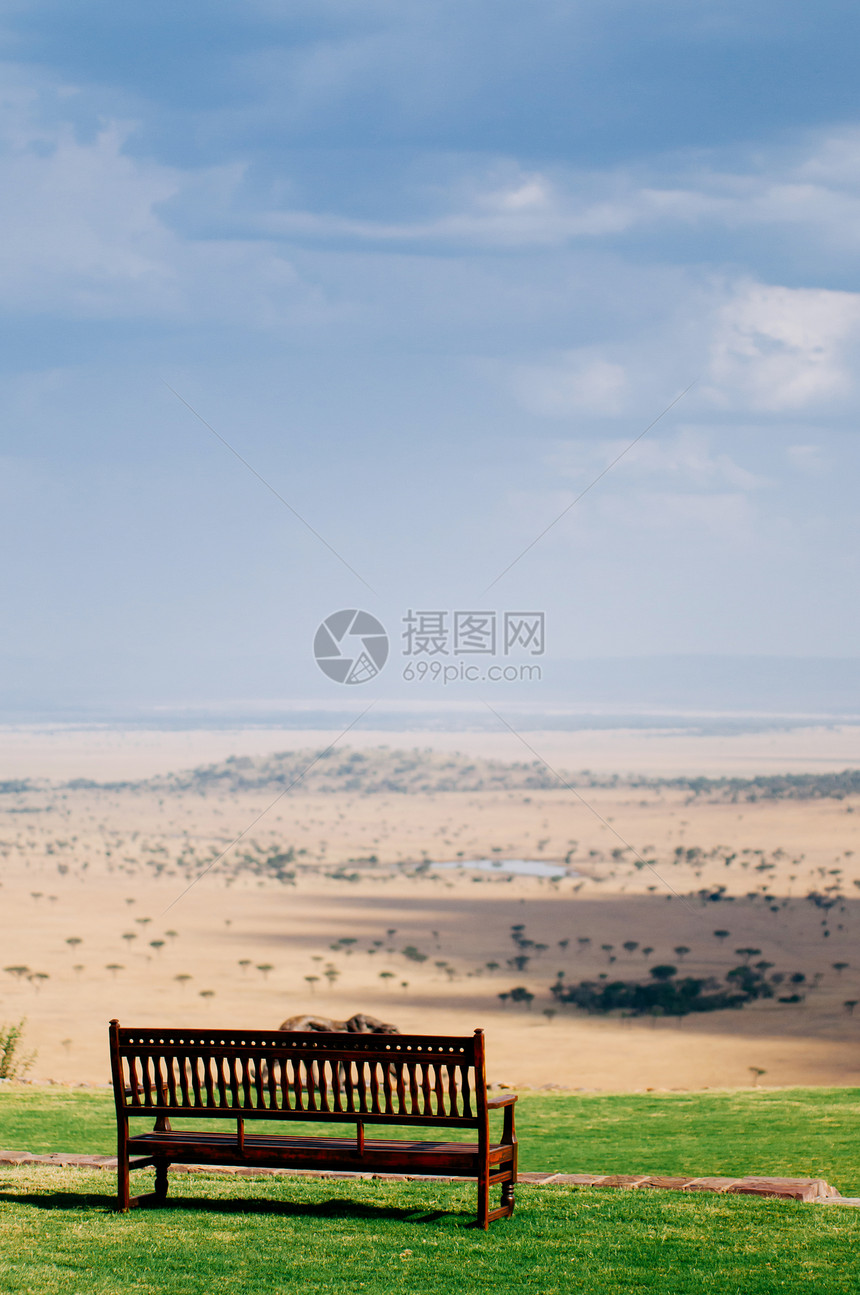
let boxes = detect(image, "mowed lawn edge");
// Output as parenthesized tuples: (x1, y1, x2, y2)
(2, 1085, 860, 1194)
(2, 1167, 860, 1295)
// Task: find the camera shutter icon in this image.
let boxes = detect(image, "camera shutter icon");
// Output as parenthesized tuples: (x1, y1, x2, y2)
(314, 609, 389, 685)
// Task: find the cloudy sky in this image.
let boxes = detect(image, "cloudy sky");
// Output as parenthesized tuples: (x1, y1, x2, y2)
(2, 1, 859, 717)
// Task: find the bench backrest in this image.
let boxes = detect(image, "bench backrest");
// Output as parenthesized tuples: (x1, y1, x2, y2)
(109, 1021, 488, 1129)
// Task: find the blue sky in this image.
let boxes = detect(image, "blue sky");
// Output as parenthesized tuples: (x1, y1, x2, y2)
(1, 1, 859, 717)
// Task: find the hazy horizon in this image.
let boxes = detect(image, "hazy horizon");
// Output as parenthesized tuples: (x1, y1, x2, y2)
(3, 654, 859, 726)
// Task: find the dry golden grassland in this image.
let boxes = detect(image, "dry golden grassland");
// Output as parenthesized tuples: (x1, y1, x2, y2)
(2, 735, 859, 1090)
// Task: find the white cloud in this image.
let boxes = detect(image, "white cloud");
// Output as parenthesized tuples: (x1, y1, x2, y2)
(0, 77, 337, 326)
(706, 281, 860, 411)
(0, 114, 180, 314)
(786, 443, 828, 474)
(506, 270, 860, 426)
(253, 170, 637, 246)
(242, 125, 860, 257)
(512, 351, 628, 416)
(493, 177, 549, 211)
(600, 487, 757, 539)
(3, 61, 860, 438)
(547, 428, 765, 492)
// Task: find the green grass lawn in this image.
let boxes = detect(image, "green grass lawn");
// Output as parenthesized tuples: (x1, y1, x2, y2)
(2, 1085, 860, 1192)
(1, 1166, 859, 1295)
(2, 1087, 860, 1293)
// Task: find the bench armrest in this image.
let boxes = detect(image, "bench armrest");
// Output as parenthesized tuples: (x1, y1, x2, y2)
(487, 1092, 517, 1146)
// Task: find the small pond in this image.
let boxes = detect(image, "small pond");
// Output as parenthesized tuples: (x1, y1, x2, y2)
(436, 858, 575, 878)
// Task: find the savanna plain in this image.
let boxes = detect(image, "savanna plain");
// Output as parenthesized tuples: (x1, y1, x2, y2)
(2, 723, 859, 1091)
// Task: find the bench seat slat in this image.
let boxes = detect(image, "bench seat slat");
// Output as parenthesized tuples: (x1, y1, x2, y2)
(128, 1131, 499, 1154)
(121, 1107, 481, 1127)
(126, 1130, 515, 1174)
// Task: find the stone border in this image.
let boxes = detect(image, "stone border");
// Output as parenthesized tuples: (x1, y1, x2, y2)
(517, 1172, 852, 1203)
(1, 1152, 856, 1205)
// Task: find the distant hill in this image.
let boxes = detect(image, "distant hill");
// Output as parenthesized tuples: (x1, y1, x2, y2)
(663, 769, 860, 803)
(51, 747, 860, 801)
(70, 747, 564, 796)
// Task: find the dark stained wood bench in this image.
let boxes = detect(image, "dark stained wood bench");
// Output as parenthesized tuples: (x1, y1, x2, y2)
(109, 1021, 517, 1228)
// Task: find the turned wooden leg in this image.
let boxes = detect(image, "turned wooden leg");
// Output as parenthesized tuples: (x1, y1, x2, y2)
(501, 1179, 515, 1216)
(154, 1160, 169, 1203)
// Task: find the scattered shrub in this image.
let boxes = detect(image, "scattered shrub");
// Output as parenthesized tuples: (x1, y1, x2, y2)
(0, 1020, 36, 1079)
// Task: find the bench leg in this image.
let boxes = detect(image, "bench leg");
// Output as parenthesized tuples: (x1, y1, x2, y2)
(501, 1178, 515, 1217)
(477, 1174, 490, 1231)
(154, 1159, 169, 1204)
(117, 1152, 130, 1213)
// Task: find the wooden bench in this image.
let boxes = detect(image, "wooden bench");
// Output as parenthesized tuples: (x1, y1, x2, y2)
(109, 1021, 517, 1228)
